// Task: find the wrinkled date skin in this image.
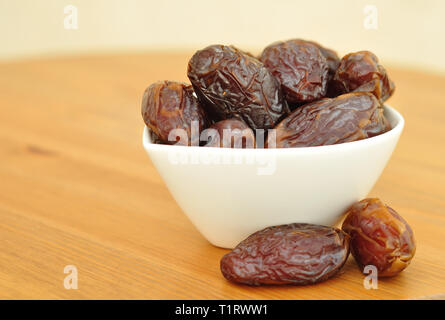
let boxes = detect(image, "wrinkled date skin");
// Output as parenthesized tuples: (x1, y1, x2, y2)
(273, 92, 390, 148)
(204, 119, 255, 148)
(260, 39, 329, 104)
(220, 223, 350, 286)
(187, 45, 289, 130)
(331, 51, 395, 103)
(305, 40, 340, 81)
(342, 198, 416, 277)
(141, 81, 208, 146)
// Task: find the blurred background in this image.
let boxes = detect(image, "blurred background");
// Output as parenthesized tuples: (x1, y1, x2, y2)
(1, 0, 445, 300)
(1, 0, 444, 73)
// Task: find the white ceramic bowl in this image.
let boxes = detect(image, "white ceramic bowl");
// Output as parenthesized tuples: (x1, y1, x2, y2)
(142, 105, 404, 248)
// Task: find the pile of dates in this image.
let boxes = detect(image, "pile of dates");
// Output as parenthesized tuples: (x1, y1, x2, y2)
(140, 40, 412, 286)
(141, 39, 395, 148)
(221, 198, 415, 286)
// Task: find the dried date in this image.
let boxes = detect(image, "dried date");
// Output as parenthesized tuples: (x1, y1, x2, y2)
(148, 129, 163, 144)
(187, 45, 289, 130)
(272, 92, 390, 148)
(305, 40, 340, 81)
(331, 51, 395, 103)
(203, 119, 255, 148)
(141, 81, 208, 146)
(342, 198, 416, 277)
(220, 223, 350, 286)
(260, 39, 329, 104)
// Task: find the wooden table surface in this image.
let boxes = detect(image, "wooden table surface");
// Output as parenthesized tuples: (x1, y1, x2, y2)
(1, 52, 444, 300)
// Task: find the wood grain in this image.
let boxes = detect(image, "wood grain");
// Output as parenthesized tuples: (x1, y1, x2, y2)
(0, 53, 444, 299)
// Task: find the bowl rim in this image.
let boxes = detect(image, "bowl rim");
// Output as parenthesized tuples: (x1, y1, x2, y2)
(142, 104, 404, 153)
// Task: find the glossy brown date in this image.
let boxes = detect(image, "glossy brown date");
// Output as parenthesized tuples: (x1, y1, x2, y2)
(331, 51, 395, 103)
(272, 92, 390, 148)
(220, 223, 350, 286)
(260, 39, 329, 104)
(141, 81, 208, 146)
(203, 119, 255, 148)
(342, 198, 416, 277)
(305, 40, 340, 81)
(187, 45, 289, 130)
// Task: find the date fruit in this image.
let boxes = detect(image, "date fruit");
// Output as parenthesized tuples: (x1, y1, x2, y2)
(220, 223, 350, 286)
(342, 198, 416, 277)
(331, 51, 395, 103)
(305, 40, 340, 81)
(272, 92, 390, 148)
(260, 39, 329, 104)
(203, 119, 255, 148)
(187, 45, 289, 130)
(141, 81, 208, 146)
